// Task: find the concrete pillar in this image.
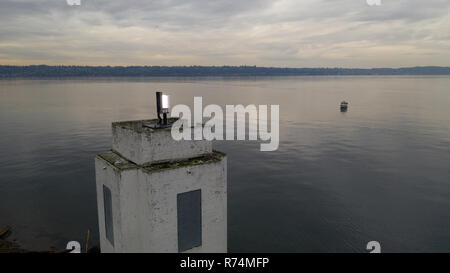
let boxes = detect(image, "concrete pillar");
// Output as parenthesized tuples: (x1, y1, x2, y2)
(95, 119, 227, 253)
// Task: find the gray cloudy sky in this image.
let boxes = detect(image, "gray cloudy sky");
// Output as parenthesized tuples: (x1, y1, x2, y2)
(1, 0, 449, 67)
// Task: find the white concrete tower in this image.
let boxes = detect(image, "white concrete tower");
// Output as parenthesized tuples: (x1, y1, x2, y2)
(94, 118, 227, 253)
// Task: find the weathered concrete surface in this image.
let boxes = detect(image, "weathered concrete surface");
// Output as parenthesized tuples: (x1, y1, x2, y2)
(112, 119, 212, 165)
(95, 152, 139, 253)
(95, 150, 227, 253)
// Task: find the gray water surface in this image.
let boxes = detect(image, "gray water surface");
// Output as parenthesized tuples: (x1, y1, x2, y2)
(1, 76, 450, 252)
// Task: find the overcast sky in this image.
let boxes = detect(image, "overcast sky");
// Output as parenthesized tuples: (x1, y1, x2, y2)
(0, 0, 449, 67)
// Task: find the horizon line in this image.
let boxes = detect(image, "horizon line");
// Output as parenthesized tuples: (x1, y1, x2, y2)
(1, 65, 450, 69)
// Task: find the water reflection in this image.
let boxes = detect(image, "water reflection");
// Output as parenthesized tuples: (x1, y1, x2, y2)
(1, 76, 450, 252)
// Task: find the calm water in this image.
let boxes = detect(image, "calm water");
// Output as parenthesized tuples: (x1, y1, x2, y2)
(1, 76, 450, 252)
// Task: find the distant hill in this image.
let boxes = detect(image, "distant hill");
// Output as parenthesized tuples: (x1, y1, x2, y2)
(1, 65, 450, 77)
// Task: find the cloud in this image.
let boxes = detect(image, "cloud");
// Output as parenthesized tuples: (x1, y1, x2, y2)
(0, 0, 449, 67)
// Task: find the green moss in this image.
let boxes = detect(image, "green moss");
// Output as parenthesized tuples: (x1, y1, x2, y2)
(97, 151, 139, 171)
(212, 149, 227, 156)
(143, 151, 225, 173)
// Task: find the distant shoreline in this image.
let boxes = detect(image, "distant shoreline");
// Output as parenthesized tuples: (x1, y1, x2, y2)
(1, 65, 450, 78)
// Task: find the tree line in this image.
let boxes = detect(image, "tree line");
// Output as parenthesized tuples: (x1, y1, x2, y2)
(1, 65, 450, 77)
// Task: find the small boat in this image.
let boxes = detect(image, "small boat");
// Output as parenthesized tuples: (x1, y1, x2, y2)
(340, 101, 348, 110)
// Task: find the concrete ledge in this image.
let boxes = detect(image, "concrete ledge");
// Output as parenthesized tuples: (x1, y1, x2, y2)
(97, 150, 225, 171)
